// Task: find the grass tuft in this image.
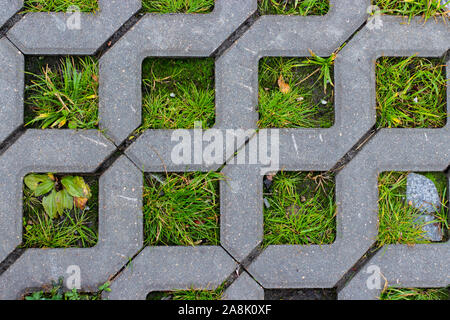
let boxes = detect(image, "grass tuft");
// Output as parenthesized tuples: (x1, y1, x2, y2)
(258, 0, 330, 15)
(142, 0, 215, 14)
(380, 287, 450, 300)
(377, 172, 448, 247)
(22, 177, 98, 248)
(374, 0, 450, 20)
(24, 279, 110, 300)
(258, 56, 334, 128)
(23, 0, 99, 12)
(376, 56, 447, 129)
(263, 171, 336, 246)
(140, 58, 215, 131)
(147, 285, 224, 300)
(143, 172, 222, 246)
(25, 56, 99, 130)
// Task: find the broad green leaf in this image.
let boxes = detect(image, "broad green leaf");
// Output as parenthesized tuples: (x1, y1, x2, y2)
(34, 179, 55, 196)
(73, 176, 91, 198)
(42, 190, 57, 218)
(24, 174, 50, 191)
(61, 176, 84, 197)
(55, 190, 64, 216)
(61, 189, 73, 211)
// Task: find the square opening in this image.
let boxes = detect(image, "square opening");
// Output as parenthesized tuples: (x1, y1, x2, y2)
(24, 55, 99, 130)
(142, 0, 215, 14)
(258, 0, 330, 16)
(380, 287, 450, 300)
(265, 288, 336, 300)
(258, 56, 335, 129)
(146, 286, 224, 300)
(23, 278, 108, 300)
(22, 0, 99, 12)
(377, 171, 449, 246)
(139, 57, 215, 132)
(143, 171, 221, 246)
(263, 171, 337, 246)
(22, 173, 99, 248)
(376, 56, 447, 129)
(373, 0, 449, 19)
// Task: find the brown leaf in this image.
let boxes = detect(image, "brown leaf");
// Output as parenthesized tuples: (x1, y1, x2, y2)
(277, 75, 291, 94)
(74, 197, 88, 210)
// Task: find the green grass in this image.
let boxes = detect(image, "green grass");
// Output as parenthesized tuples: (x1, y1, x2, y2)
(263, 171, 336, 246)
(24, 279, 110, 300)
(377, 172, 448, 247)
(25, 56, 99, 130)
(258, 56, 334, 128)
(139, 58, 215, 131)
(23, 0, 99, 12)
(147, 286, 224, 300)
(21, 176, 98, 248)
(374, 0, 450, 20)
(376, 56, 447, 129)
(380, 287, 450, 300)
(143, 172, 222, 246)
(258, 0, 330, 15)
(142, 0, 215, 14)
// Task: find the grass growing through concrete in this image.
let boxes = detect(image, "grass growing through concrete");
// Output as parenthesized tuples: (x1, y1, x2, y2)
(258, 56, 334, 128)
(374, 0, 450, 20)
(25, 56, 99, 130)
(22, 175, 98, 248)
(263, 171, 336, 246)
(24, 279, 110, 300)
(143, 172, 222, 246)
(147, 286, 224, 300)
(23, 0, 99, 12)
(142, 0, 215, 14)
(376, 56, 447, 129)
(380, 287, 450, 300)
(258, 0, 330, 15)
(377, 172, 448, 247)
(140, 58, 215, 131)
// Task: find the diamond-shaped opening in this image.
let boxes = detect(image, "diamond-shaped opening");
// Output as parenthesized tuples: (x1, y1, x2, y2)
(21, 173, 99, 249)
(375, 56, 447, 129)
(377, 171, 449, 246)
(380, 287, 450, 300)
(138, 57, 215, 133)
(262, 171, 337, 246)
(143, 171, 221, 246)
(258, 0, 330, 16)
(22, 0, 99, 12)
(372, 0, 449, 18)
(146, 286, 223, 300)
(24, 55, 99, 130)
(142, 0, 215, 14)
(265, 288, 336, 300)
(258, 56, 335, 129)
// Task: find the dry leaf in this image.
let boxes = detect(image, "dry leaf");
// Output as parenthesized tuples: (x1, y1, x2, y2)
(74, 197, 88, 210)
(277, 75, 291, 94)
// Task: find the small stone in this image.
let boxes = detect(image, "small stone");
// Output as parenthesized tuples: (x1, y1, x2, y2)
(407, 173, 443, 242)
(406, 173, 441, 214)
(320, 99, 327, 105)
(263, 198, 270, 208)
(414, 214, 443, 242)
(169, 92, 176, 98)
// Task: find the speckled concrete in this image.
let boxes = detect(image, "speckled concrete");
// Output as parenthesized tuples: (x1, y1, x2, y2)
(0, 0, 449, 300)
